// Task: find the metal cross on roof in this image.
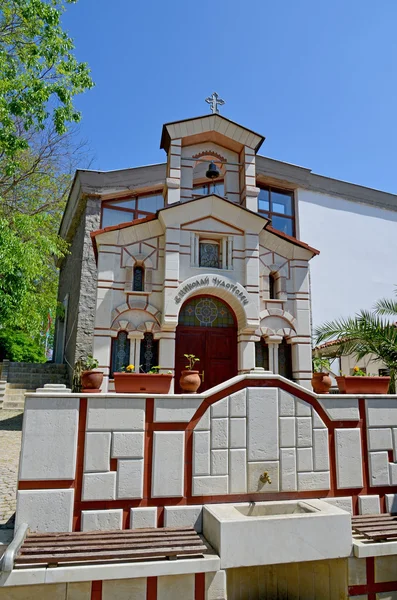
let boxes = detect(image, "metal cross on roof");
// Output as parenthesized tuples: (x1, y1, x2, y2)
(205, 92, 225, 114)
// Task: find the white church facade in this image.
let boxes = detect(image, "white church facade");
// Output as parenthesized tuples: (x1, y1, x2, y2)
(90, 113, 318, 392)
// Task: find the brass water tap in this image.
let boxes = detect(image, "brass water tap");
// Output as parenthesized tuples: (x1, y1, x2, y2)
(260, 471, 272, 484)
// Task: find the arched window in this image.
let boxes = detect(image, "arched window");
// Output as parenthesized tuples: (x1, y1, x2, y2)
(110, 331, 131, 377)
(133, 266, 144, 291)
(269, 273, 276, 299)
(179, 297, 235, 328)
(279, 339, 293, 380)
(255, 339, 269, 370)
(140, 332, 159, 373)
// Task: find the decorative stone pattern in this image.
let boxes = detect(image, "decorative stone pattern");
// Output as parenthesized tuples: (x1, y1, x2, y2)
(81, 399, 146, 501)
(192, 388, 330, 495)
(366, 399, 397, 488)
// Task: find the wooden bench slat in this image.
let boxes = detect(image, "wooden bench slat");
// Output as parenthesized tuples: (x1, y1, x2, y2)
(352, 517, 397, 524)
(23, 531, 198, 547)
(20, 537, 203, 555)
(353, 525, 397, 534)
(23, 532, 199, 548)
(26, 526, 194, 540)
(15, 545, 207, 565)
(361, 531, 397, 540)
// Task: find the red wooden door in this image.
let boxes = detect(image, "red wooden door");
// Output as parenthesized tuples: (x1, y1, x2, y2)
(175, 326, 237, 393)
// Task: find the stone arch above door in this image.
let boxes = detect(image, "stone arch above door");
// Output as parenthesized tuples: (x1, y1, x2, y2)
(163, 274, 259, 332)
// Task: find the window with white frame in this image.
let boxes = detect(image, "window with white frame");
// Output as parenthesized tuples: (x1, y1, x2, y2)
(191, 233, 233, 270)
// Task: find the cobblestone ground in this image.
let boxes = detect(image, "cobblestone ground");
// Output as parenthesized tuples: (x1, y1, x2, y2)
(0, 411, 23, 531)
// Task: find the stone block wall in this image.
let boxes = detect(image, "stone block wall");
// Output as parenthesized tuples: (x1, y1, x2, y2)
(14, 376, 397, 534)
(55, 197, 101, 381)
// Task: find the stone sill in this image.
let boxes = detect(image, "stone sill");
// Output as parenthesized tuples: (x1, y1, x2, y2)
(353, 535, 397, 558)
(0, 547, 220, 587)
(24, 373, 397, 400)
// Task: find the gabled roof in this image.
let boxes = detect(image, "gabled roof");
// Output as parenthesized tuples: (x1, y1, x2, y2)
(160, 114, 265, 153)
(90, 194, 319, 259)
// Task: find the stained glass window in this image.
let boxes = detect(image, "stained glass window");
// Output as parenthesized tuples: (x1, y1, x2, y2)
(139, 332, 159, 373)
(179, 297, 235, 328)
(133, 266, 144, 291)
(199, 242, 220, 268)
(110, 331, 130, 377)
(255, 340, 269, 370)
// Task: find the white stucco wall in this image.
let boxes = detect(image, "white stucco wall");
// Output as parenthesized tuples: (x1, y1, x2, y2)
(297, 189, 397, 329)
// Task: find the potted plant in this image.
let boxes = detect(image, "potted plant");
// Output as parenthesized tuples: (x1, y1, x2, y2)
(113, 364, 173, 394)
(336, 366, 390, 394)
(179, 354, 201, 393)
(311, 357, 332, 393)
(315, 301, 397, 394)
(81, 356, 103, 392)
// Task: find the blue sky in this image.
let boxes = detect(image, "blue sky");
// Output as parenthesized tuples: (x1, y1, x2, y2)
(64, 0, 397, 193)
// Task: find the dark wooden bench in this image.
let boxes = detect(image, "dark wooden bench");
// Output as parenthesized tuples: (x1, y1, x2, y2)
(352, 513, 397, 542)
(14, 526, 207, 568)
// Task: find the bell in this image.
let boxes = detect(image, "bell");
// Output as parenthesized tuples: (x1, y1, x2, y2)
(206, 161, 220, 179)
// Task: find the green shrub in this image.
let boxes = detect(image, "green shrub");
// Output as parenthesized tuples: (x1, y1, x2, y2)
(0, 329, 46, 363)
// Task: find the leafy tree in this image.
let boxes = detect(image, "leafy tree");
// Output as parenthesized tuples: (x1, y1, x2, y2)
(315, 310, 397, 393)
(0, 0, 93, 360)
(0, 328, 46, 362)
(0, 0, 93, 174)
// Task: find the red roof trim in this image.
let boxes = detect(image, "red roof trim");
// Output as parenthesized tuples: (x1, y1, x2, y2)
(90, 213, 157, 239)
(264, 224, 320, 256)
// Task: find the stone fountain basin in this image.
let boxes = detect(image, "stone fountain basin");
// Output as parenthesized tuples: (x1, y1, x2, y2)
(203, 499, 352, 568)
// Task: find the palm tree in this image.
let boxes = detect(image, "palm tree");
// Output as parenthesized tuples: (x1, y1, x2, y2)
(374, 287, 397, 317)
(314, 310, 397, 393)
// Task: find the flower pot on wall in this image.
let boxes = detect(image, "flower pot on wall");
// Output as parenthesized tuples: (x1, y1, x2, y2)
(113, 373, 172, 394)
(336, 376, 390, 394)
(311, 372, 332, 394)
(81, 370, 103, 392)
(179, 370, 201, 393)
(335, 376, 346, 393)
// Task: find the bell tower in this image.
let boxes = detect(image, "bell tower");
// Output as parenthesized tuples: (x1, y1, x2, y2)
(160, 99, 265, 211)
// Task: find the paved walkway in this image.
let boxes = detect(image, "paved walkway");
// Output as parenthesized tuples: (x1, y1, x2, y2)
(0, 411, 23, 533)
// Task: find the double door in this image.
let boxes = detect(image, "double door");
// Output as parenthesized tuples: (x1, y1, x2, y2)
(174, 326, 237, 393)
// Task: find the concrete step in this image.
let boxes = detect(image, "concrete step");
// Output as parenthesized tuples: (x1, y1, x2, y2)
(6, 384, 36, 390)
(8, 363, 67, 372)
(2, 400, 25, 410)
(7, 376, 67, 385)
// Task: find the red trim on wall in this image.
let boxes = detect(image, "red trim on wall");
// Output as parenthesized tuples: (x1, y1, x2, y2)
(91, 580, 102, 600)
(73, 398, 88, 531)
(18, 480, 74, 490)
(147, 576, 157, 600)
(195, 573, 205, 600)
(144, 399, 155, 501)
(23, 381, 397, 528)
(348, 556, 397, 598)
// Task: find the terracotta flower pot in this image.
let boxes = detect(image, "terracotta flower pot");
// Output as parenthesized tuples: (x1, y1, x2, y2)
(81, 370, 103, 392)
(335, 376, 346, 393)
(179, 370, 201, 393)
(337, 376, 390, 395)
(113, 373, 172, 394)
(311, 372, 332, 394)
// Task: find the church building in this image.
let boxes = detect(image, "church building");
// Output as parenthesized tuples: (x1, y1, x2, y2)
(55, 96, 397, 390)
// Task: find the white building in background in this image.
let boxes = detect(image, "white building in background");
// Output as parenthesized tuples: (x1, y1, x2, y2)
(54, 106, 397, 389)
